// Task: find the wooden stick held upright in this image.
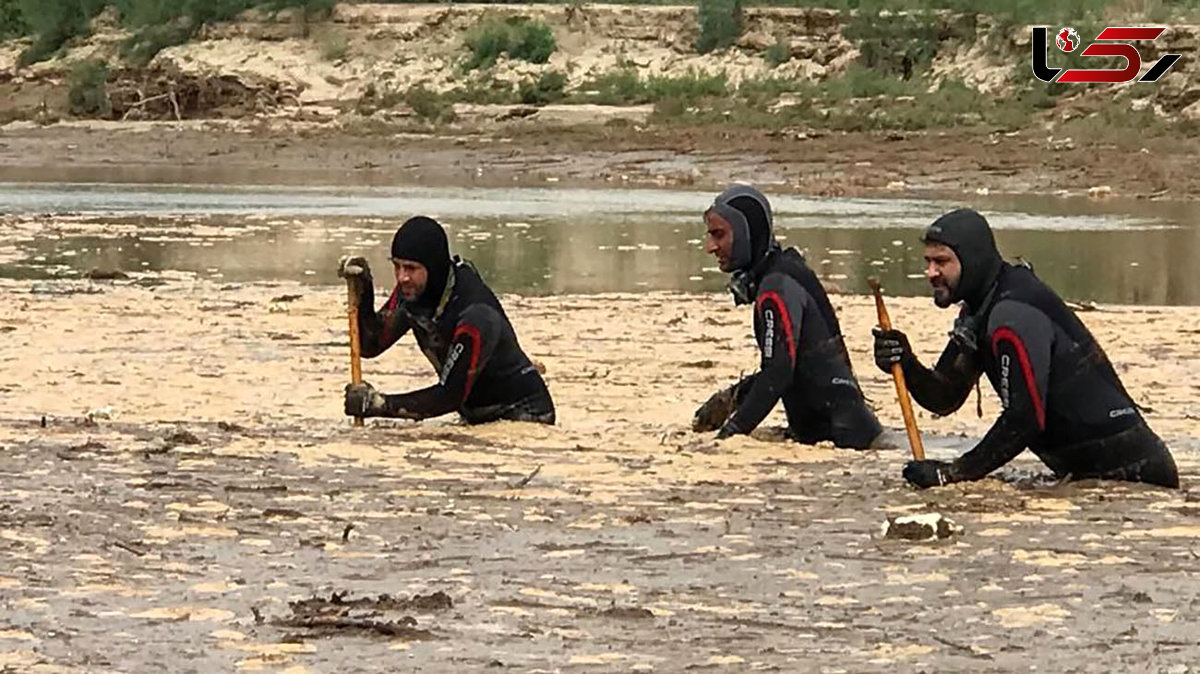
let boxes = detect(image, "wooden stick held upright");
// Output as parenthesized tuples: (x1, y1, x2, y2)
(347, 279, 364, 428)
(868, 279, 925, 461)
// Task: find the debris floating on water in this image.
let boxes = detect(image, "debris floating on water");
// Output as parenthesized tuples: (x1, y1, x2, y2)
(165, 428, 201, 446)
(882, 513, 962, 542)
(85, 405, 117, 422)
(86, 268, 129, 280)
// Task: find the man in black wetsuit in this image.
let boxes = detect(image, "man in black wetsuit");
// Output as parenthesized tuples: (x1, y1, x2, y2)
(339, 216, 555, 425)
(692, 185, 883, 449)
(873, 208, 1178, 489)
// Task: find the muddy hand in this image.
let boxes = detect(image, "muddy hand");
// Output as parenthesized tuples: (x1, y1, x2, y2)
(903, 459, 954, 489)
(692, 384, 737, 432)
(337, 255, 372, 291)
(344, 381, 386, 418)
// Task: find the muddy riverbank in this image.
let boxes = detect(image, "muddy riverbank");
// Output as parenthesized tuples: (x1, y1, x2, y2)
(2, 120, 1199, 203)
(3, 279, 1200, 671)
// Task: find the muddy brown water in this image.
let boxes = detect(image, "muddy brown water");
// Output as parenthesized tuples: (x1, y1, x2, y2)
(3, 182, 1200, 304)
(5, 183, 1200, 672)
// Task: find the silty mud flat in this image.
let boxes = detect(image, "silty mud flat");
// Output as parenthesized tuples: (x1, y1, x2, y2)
(3, 278, 1200, 672)
(2, 120, 1199, 202)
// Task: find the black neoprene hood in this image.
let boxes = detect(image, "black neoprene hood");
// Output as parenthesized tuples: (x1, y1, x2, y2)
(921, 208, 1003, 309)
(710, 184, 774, 272)
(391, 216, 452, 307)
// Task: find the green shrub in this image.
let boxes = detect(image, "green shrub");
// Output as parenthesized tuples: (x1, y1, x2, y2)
(696, 0, 741, 54)
(17, 0, 107, 66)
(876, 77, 985, 130)
(647, 69, 726, 101)
(0, 0, 28, 39)
(575, 68, 726, 105)
(112, 0, 249, 33)
(357, 80, 410, 114)
(508, 18, 555, 63)
(519, 70, 567, 105)
(464, 19, 508, 70)
(451, 77, 520, 104)
(737, 76, 804, 102)
(405, 84, 456, 123)
(113, 0, 337, 66)
(652, 95, 689, 119)
(844, 9, 941, 80)
(120, 21, 192, 66)
(264, 0, 336, 37)
(67, 58, 111, 117)
(10, 0, 339, 68)
(1060, 104, 1172, 148)
(464, 16, 556, 71)
(576, 68, 645, 104)
(821, 64, 923, 99)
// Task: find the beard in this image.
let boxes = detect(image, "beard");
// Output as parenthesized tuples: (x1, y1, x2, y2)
(931, 282, 954, 308)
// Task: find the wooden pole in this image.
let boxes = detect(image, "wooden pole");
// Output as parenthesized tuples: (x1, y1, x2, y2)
(868, 279, 925, 461)
(347, 280, 364, 427)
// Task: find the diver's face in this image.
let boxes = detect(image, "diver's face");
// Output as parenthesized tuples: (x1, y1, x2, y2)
(392, 258, 428, 301)
(924, 243, 961, 308)
(704, 210, 735, 272)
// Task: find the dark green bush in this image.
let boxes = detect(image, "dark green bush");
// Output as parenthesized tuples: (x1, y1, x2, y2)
(464, 16, 556, 70)
(844, 9, 940, 80)
(519, 70, 566, 105)
(120, 21, 191, 65)
(17, 0, 107, 66)
(575, 68, 727, 105)
(647, 69, 726, 101)
(0, 0, 28, 39)
(11, 0, 337, 67)
(576, 68, 644, 104)
(113, 0, 338, 66)
(405, 84, 456, 122)
(67, 58, 111, 117)
(696, 0, 741, 54)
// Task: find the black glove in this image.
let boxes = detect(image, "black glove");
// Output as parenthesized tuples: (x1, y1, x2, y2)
(344, 381, 387, 418)
(873, 327, 913, 374)
(337, 255, 372, 292)
(902, 460, 954, 489)
(715, 419, 741, 440)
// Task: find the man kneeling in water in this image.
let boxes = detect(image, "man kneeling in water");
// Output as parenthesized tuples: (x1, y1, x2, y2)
(340, 216, 555, 425)
(874, 208, 1177, 488)
(693, 185, 884, 449)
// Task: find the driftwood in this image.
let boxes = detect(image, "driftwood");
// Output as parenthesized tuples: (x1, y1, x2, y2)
(272, 590, 452, 639)
(274, 616, 434, 639)
(121, 91, 182, 121)
(107, 66, 301, 121)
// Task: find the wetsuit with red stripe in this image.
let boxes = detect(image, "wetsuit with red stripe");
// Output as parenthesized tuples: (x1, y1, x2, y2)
(721, 248, 882, 448)
(904, 263, 1177, 486)
(354, 258, 554, 424)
